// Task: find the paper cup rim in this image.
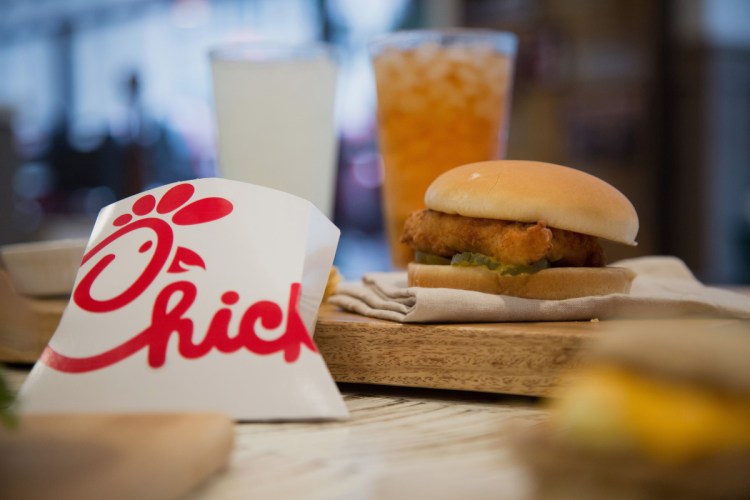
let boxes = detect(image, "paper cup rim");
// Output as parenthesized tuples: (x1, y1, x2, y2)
(209, 41, 336, 63)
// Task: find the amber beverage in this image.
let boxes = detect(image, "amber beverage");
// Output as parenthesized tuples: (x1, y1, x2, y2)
(371, 30, 517, 267)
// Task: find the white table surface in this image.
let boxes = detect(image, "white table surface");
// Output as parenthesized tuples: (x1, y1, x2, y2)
(3, 365, 544, 499)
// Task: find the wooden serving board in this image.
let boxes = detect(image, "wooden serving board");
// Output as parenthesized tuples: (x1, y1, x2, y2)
(313, 306, 748, 397)
(313, 306, 598, 397)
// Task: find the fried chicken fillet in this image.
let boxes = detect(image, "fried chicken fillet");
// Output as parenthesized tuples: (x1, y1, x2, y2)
(401, 209, 605, 268)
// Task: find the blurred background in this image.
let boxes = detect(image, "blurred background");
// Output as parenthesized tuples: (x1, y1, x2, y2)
(0, 0, 748, 284)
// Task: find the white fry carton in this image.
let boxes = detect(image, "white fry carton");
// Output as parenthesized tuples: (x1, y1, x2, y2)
(19, 178, 348, 420)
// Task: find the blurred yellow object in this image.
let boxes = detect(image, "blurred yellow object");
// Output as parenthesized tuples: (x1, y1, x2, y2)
(323, 266, 341, 302)
(552, 365, 750, 463)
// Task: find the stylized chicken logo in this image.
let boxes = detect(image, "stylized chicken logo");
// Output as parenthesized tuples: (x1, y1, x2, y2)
(41, 181, 316, 373)
(74, 183, 233, 313)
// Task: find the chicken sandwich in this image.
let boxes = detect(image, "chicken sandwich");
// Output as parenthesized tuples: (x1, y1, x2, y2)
(401, 160, 639, 299)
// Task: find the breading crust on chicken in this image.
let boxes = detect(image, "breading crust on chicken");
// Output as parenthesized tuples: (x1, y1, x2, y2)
(401, 209, 605, 267)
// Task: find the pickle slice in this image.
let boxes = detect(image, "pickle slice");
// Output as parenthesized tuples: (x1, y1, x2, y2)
(414, 251, 452, 265)
(450, 252, 549, 275)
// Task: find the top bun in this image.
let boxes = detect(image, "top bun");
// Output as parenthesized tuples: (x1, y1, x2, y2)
(425, 160, 639, 245)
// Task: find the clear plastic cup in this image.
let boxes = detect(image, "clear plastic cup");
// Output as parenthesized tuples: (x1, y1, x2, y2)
(370, 30, 517, 267)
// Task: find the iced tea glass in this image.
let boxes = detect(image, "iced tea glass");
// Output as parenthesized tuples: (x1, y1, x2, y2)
(370, 30, 517, 267)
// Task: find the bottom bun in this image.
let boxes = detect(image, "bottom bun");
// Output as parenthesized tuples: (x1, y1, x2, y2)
(515, 422, 750, 500)
(510, 421, 750, 500)
(407, 263, 636, 300)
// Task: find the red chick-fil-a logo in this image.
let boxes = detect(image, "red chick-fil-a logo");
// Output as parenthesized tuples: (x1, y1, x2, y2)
(40, 182, 317, 373)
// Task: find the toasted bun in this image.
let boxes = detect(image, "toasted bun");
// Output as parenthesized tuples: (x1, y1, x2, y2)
(408, 263, 635, 300)
(593, 323, 750, 396)
(425, 160, 639, 245)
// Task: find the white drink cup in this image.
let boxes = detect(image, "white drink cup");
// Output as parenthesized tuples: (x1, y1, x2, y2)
(210, 43, 339, 218)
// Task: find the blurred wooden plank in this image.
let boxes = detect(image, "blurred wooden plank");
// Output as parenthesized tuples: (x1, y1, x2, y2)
(0, 269, 65, 363)
(0, 413, 234, 500)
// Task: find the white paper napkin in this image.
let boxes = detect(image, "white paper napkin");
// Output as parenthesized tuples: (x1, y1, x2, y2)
(328, 256, 750, 323)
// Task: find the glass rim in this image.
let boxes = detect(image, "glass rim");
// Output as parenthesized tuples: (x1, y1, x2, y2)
(368, 28, 518, 56)
(209, 40, 335, 62)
